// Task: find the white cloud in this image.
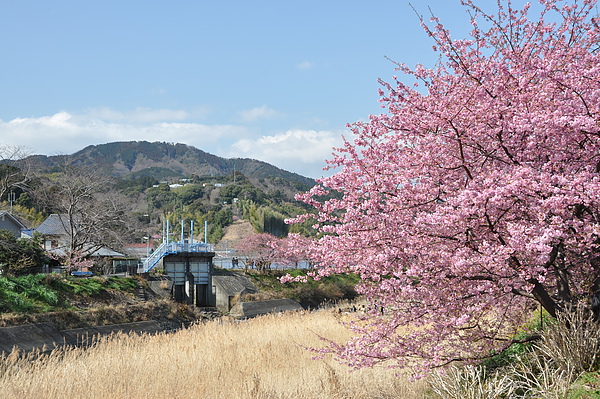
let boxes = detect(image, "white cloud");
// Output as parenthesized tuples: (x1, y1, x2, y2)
(0, 111, 248, 156)
(0, 109, 343, 178)
(297, 61, 315, 70)
(238, 105, 281, 122)
(9, 112, 75, 130)
(230, 129, 344, 178)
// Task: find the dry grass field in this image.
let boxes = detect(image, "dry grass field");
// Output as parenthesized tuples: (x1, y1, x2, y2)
(0, 308, 429, 399)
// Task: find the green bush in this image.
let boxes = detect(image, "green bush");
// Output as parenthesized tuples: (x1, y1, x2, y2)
(0, 290, 36, 312)
(246, 269, 359, 308)
(0, 274, 59, 312)
(569, 371, 600, 398)
(482, 309, 552, 373)
(0, 231, 49, 275)
(455, 307, 600, 398)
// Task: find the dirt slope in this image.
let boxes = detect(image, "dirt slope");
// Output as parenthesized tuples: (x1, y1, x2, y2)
(216, 219, 256, 250)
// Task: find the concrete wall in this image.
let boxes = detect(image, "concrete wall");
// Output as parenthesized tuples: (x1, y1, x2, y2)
(0, 321, 163, 354)
(215, 292, 232, 313)
(229, 299, 303, 319)
(0, 323, 64, 353)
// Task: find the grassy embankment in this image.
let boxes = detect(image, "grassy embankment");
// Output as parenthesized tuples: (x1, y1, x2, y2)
(0, 273, 197, 329)
(244, 269, 361, 308)
(0, 269, 360, 329)
(0, 273, 138, 313)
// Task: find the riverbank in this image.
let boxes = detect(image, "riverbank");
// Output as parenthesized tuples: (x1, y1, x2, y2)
(0, 309, 429, 398)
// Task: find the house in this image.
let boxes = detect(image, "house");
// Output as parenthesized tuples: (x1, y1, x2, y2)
(0, 211, 26, 237)
(35, 214, 125, 267)
(122, 243, 151, 259)
(35, 214, 70, 251)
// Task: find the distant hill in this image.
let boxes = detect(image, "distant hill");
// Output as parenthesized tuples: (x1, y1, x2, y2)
(26, 141, 315, 187)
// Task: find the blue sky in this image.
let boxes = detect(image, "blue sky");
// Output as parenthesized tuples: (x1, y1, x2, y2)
(0, 0, 535, 178)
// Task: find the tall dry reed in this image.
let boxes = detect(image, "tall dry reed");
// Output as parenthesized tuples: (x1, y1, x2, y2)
(0, 309, 428, 398)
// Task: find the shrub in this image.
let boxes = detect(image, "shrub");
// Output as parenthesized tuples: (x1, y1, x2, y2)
(430, 307, 600, 397)
(0, 274, 59, 312)
(428, 365, 517, 399)
(509, 352, 576, 399)
(534, 306, 600, 375)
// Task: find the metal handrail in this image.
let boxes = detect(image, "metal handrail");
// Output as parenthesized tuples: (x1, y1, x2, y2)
(142, 242, 167, 273)
(142, 241, 215, 273)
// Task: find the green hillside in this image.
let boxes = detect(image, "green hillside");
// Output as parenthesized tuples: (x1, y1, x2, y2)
(27, 141, 315, 187)
(8, 141, 318, 251)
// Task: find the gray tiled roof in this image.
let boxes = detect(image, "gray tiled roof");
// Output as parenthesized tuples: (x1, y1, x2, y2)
(90, 247, 125, 257)
(35, 214, 70, 235)
(0, 211, 26, 229)
(212, 274, 257, 296)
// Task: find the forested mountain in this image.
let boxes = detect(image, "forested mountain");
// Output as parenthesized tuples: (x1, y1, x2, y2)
(25, 141, 315, 187)
(3, 141, 319, 253)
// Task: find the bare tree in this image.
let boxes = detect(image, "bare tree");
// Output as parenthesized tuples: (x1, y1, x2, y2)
(0, 145, 33, 204)
(36, 158, 130, 255)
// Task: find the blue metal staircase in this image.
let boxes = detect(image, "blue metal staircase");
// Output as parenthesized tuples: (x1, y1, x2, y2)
(141, 241, 214, 273)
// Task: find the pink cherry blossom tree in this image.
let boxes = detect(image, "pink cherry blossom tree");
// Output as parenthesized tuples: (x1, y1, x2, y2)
(48, 250, 94, 274)
(271, 233, 315, 269)
(288, 0, 600, 373)
(235, 233, 279, 272)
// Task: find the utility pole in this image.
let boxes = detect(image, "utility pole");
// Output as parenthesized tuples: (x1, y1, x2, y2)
(8, 192, 15, 213)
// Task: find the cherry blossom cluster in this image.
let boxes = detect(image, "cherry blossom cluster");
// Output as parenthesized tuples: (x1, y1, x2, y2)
(287, 0, 600, 373)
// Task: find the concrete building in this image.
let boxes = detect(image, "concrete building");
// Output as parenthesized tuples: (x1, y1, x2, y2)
(212, 272, 258, 313)
(162, 250, 215, 306)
